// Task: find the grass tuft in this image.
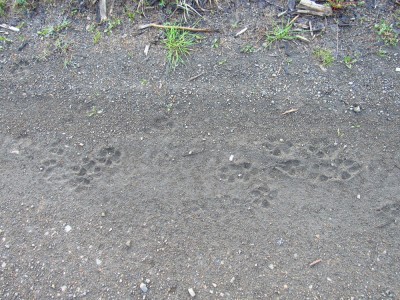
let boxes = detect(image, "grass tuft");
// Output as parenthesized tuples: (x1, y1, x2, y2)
(343, 55, 357, 69)
(38, 19, 71, 38)
(313, 48, 335, 67)
(93, 30, 101, 45)
(104, 18, 121, 35)
(0, 0, 7, 16)
(175, 0, 202, 21)
(374, 20, 398, 46)
(265, 18, 301, 48)
(240, 44, 255, 54)
(163, 24, 198, 69)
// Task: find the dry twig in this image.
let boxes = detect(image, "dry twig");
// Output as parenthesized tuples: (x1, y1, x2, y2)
(336, 22, 339, 59)
(138, 23, 218, 33)
(297, 0, 332, 16)
(235, 27, 248, 37)
(282, 108, 299, 115)
(309, 259, 322, 267)
(0, 24, 20, 32)
(189, 72, 204, 81)
(309, 21, 314, 37)
(99, 0, 107, 21)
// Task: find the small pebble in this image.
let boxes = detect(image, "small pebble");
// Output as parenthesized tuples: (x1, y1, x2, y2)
(96, 259, 102, 266)
(268, 264, 275, 270)
(188, 288, 195, 297)
(64, 225, 72, 233)
(229, 155, 234, 161)
(357, 194, 361, 199)
(140, 283, 148, 293)
(396, 67, 400, 72)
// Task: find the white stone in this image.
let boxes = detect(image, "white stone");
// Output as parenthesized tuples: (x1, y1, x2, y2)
(64, 225, 72, 233)
(188, 288, 196, 297)
(140, 283, 148, 293)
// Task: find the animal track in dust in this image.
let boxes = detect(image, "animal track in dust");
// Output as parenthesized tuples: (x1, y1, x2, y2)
(95, 146, 121, 166)
(376, 201, 400, 228)
(249, 185, 278, 209)
(262, 139, 294, 157)
(49, 147, 64, 156)
(39, 145, 122, 191)
(262, 139, 362, 182)
(272, 159, 308, 179)
(218, 161, 259, 183)
(216, 160, 276, 209)
(306, 144, 362, 182)
(39, 159, 61, 179)
(68, 158, 98, 187)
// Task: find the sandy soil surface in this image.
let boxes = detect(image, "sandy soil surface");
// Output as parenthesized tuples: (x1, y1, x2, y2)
(1, 0, 399, 298)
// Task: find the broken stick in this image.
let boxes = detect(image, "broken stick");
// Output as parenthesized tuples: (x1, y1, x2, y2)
(99, 0, 107, 21)
(282, 108, 299, 115)
(138, 23, 218, 33)
(189, 72, 204, 81)
(0, 24, 20, 32)
(309, 258, 322, 267)
(296, 9, 330, 17)
(235, 27, 248, 37)
(297, 0, 332, 16)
